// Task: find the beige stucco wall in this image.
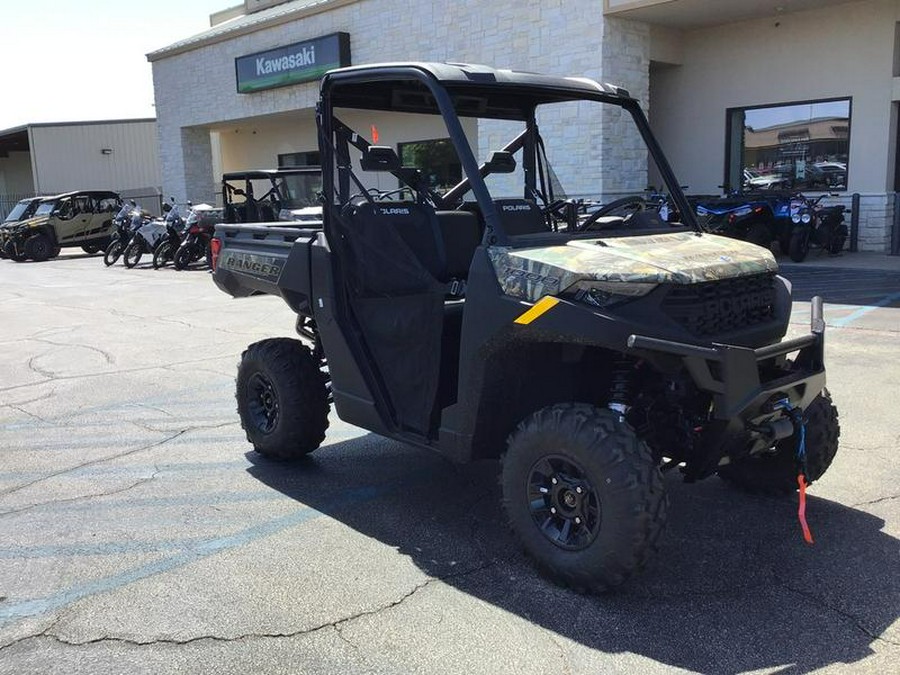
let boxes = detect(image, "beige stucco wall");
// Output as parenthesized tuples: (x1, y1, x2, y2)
(29, 121, 161, 196)
(215, 108, 480, 196)
(649, 0, 898, 196)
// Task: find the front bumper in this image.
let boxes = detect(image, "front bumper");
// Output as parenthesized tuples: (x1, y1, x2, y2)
(627, 296, 826, 423)
(0, 228, 28, 250)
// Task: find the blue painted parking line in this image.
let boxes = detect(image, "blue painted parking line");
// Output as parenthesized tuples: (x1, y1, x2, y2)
(0, 460, 248, 482)
(0, 536, 214, 559)
(1, 490, 282, 516)
(831, 292, 900, 328)
(0, 482, 389, 627)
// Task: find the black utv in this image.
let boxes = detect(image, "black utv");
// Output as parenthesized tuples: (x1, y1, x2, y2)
(211, 63, 839, 592)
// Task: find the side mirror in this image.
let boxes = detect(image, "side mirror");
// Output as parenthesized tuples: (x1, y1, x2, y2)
(361, 146, 400, 172)
(486, 151, 516, 174)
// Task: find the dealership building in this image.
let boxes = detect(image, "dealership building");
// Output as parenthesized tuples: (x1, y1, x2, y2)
(148, 0, 900, 252)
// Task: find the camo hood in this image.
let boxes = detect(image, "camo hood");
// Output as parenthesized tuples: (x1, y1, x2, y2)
(489, 232, 778, 302)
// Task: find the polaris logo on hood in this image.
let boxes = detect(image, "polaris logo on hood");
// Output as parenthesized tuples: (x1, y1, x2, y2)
(380, 207, 410, 216)
(502, 204, 532, 212)
(256, 47, 315, 75)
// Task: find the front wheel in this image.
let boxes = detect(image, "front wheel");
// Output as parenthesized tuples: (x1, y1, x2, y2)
(152, 241, 174, 269)
(4, 240, 28, 262)
(104, 239, 123, 266)
(236, 338, 330, 459)
(123, 240, 143, 268)
(789, 228, 811, 262)
(501, 403, 668, 593)
(173, 244, 195, 270)
(24, 233, 55, 262)
(719, 390, 840, 495)
(81, 244, 101, 255)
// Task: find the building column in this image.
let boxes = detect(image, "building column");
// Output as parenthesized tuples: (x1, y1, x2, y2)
(158, 122, 217, 206)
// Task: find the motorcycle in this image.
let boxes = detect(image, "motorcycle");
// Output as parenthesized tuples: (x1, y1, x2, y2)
(104, 201, 146, 266)
(780, 193, 847, 262)
(123, 197, 185, 268)
(173, 204, 220, 270)
(121, 205, 162, 268)
(152, 199, 191, 269)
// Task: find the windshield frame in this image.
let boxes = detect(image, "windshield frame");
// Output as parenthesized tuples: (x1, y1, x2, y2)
(3, 199, 34, 223)
(320, 66, 698, 245)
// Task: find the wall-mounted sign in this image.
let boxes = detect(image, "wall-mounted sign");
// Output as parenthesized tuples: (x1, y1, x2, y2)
(235, 32, 350, 94)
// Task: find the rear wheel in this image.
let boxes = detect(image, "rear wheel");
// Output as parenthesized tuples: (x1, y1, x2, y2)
(827, 225, 848, 254)
(81, 243, 101, 255)
(719, 390, 840, 495)
(789, 228, 811, 262)
(501, 403, 668, 593)
(746, 223, 771, 249)
(24, 233, 55, 262)
(236, 338, 330, 459)
(104, 239, 124, 266)
(123, 241, 143, 268)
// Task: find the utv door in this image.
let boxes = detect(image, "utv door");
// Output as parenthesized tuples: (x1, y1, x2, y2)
(333, 200, 446, 436)
(54, 197, 92, 244)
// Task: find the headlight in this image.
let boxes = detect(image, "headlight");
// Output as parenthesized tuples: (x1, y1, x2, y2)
(791, 213, 801, 223)
(801, 212, 812, 224)
(563, 280, 658, 309)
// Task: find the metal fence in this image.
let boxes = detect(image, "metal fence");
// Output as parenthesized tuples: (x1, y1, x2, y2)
(0, 193, 36, 221)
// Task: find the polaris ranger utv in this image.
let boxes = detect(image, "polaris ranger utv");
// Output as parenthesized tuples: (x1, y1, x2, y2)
(212, 63, 839, 592)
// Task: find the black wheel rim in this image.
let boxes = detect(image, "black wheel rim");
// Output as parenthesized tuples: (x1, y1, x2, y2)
(527, 454, 602, 550)
(247, 372, 279, 434)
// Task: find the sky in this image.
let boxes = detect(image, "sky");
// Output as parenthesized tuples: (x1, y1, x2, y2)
(0, 0, 228, 131)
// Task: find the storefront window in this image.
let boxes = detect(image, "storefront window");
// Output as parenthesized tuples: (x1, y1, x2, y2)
(397, 138, 461, 191)
(726, 99, 850, 192)
(278, 151, 320, 167)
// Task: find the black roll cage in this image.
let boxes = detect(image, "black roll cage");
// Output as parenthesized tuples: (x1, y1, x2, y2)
(317, 64, 699, 246)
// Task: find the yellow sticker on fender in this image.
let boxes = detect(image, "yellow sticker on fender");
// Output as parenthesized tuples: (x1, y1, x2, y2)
(514, 296, 560, 325)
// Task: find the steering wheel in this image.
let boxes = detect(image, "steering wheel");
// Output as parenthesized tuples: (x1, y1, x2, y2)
(579, 195, 648, 231)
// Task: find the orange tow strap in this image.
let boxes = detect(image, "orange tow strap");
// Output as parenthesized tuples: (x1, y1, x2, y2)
(797, 473, 814, 545)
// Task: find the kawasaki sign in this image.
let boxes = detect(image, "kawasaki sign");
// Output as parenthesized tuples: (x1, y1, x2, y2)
(235, 33, 350, 94)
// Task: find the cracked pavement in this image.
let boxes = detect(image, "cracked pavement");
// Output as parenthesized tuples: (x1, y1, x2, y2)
(0, 253, 897, 674)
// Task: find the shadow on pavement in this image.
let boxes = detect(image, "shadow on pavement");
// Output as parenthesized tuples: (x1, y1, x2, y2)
(247, 434, 898, 673)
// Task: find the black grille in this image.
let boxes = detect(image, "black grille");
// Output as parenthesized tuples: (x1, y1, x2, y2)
(663, 273, 776, 337)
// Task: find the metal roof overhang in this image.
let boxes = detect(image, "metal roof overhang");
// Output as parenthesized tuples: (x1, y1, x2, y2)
(604, 0, 861, 29)
(0, 127, 29, 158)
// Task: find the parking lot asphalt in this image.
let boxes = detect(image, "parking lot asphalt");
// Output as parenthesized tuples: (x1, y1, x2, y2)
(0, 252, 897, 675)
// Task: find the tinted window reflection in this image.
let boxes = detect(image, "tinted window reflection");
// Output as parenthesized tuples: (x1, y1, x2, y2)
(729, 99, 850, 192)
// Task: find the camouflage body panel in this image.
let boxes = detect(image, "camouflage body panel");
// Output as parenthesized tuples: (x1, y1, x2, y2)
(488, 232, 779, 302)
